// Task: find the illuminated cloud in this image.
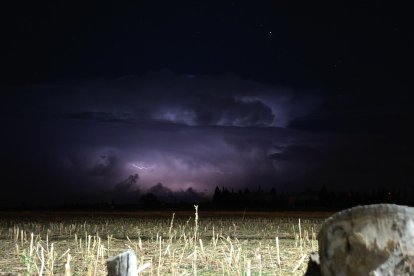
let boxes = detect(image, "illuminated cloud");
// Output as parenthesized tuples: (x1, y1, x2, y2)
(0, 71, 343, 203)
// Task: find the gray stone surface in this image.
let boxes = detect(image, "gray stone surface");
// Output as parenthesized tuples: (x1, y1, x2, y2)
(317, 204, 414, 276)
(106, 250, 138, 276)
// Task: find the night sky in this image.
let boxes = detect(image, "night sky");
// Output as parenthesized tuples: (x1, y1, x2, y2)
(1, 1, 413, 205)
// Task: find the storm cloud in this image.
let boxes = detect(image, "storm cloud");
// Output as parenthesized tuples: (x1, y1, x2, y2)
(5, 71, 320, 127)
(1, 72, 324, 203)
(2, 70, 412, 205)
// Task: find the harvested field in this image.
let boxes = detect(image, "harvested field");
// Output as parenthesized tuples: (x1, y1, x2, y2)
(0, 208, 330, 275)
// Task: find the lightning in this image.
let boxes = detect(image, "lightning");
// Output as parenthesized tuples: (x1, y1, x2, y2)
(130, 163, 155, 170)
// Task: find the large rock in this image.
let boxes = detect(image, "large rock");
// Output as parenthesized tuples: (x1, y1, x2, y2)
(106, 250, 138, 276)
(317, 204, 414, 276)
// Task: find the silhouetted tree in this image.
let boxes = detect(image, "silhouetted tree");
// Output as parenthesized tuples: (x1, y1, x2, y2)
(139, 193, 159, 208)
(213, 186, 221, 205)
